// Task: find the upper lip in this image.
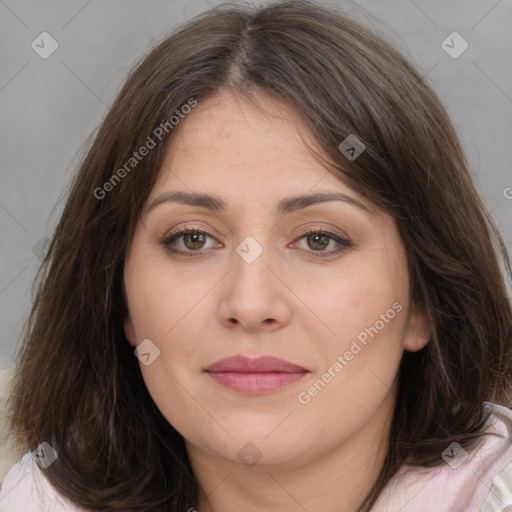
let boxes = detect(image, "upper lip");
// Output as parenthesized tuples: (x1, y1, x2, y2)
(205, 355, 308, 373)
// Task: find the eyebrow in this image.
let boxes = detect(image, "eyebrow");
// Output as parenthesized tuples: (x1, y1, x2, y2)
(146, 190, 372, 216)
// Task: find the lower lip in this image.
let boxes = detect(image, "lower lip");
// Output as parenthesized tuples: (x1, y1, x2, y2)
(206, 371, 307, 393)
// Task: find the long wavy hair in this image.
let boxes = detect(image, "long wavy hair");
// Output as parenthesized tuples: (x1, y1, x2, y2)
(8, 1, 512, 510)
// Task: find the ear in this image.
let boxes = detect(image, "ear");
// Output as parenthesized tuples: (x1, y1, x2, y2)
(403, 301, 430, 352)
(124, 316, 136, 347)
(121, 270, 137, 347)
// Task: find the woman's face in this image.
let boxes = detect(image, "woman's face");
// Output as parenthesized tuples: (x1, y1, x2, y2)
(123, 91, 429, 469)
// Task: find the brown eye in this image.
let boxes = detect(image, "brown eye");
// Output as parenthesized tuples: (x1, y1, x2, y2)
(306, 233, 330, 251)
(294, 229, 352, 258)
(182, 232, 207, 250)
(161, 228, 217, 257)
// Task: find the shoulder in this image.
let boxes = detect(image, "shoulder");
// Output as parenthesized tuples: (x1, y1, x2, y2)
(0, 451, 88, 511)
(372, 402, 512, 512)
(479, 403, 512, 512)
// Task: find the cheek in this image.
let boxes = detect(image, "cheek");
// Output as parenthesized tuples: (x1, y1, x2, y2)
(295, 262, 408, 407)
(124, 261, 215, 422)
(126, 258, 208, 341)
(300, 263, 407, 354)
(126, 267, 214, 437)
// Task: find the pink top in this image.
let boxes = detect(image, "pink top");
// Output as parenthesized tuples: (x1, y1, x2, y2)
(1, 402, 511, 511)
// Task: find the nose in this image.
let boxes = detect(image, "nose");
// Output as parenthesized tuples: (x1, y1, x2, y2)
(217, 243, 292, 332)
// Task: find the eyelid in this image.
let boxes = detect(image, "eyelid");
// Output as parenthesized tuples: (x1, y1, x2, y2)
(166, 223, 215, 239)
(294, 224, 348, 241)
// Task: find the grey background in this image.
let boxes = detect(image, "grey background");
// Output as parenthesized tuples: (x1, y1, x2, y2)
(1, 0, 511, 367)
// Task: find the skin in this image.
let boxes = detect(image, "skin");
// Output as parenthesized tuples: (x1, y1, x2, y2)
(123, 90, 430, 512)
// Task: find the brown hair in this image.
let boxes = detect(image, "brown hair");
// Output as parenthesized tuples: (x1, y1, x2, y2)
(8, 0, 512, 510)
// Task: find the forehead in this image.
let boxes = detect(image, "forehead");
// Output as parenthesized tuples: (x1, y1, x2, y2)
(150, 91, 365, 207)
(171, 90, 307, 146)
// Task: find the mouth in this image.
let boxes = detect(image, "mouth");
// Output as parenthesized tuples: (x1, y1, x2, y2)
(204, 355, 309, 394)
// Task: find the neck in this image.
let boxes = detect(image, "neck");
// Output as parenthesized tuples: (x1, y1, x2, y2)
(188, 391, 395, 512)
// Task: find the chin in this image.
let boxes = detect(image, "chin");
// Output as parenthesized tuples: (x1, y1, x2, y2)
(213, 424, 312, 467)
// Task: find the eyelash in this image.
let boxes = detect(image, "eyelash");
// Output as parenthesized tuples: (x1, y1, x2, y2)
(159, 225, 352, 259)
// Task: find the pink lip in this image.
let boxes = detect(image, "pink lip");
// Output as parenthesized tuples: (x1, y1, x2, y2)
(204, 355, 309, 394)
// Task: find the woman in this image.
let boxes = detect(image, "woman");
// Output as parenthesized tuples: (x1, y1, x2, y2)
(1, 1, 511, 510)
